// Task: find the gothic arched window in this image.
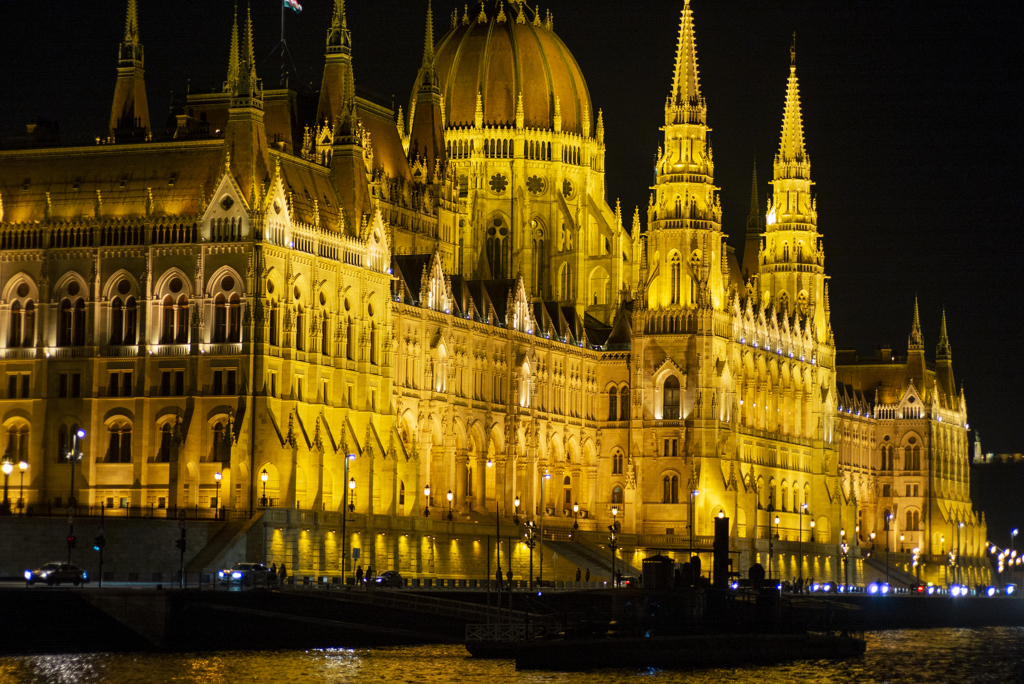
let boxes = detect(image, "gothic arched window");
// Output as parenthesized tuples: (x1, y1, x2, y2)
(663, 376, 681, 420)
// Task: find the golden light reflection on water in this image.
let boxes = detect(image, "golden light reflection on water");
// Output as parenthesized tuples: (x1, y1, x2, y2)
(0, 629, 1022, 684)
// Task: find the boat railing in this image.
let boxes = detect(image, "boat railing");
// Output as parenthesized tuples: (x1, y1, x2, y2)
(466, 624, 528, 642)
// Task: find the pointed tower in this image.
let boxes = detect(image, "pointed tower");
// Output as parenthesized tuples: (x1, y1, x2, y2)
(761, 37, 828, 341)
(317, 0, 355, 130)
(906, 297, 928, 391)
(224, 5, 241, 92)
(108, 0, 151, 141)
(318, 0, 370, 236)
(406, 0, 447, 181)
(741, 160, 762, 279)
(224, 2, 270, 206)
(646, 0, 724, 312)
(935, 309, 956, 404)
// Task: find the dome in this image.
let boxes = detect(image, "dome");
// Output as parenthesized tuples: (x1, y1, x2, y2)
(432, 3, 593, 137)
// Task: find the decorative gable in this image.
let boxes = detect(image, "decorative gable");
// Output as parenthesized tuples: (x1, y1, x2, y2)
(202, 164, 250, 242)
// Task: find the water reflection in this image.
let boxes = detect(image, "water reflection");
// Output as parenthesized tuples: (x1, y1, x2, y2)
(0, 628, 1022, 684)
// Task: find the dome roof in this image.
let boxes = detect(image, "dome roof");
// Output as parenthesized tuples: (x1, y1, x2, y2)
(432, 3, 593, 137)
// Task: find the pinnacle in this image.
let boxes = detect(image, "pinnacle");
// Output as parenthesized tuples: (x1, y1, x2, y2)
(423, 0, 435, 67)
(908, 296, 924, 351)
(125, 0, 140, 43)
(747, 159, 760, 227)
(778, 59, 807, 164)
(225, 4, 240, 91)
(671, 2, 701, 106)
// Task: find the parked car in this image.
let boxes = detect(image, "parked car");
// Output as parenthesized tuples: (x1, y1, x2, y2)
(25, 563, 89, 586)
(218, 563, 271, 587)
(374, 570, 403, 588)
(618, 575, 640, 588)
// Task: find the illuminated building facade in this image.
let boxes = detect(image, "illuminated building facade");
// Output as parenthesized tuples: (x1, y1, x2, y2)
(0, 1, 987, 584)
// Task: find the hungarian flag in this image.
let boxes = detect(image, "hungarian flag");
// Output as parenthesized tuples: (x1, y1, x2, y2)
(284, 0, 302, 12)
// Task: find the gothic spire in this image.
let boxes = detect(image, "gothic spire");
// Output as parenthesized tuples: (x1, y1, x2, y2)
(747, 160, 760, 231)
(124, 0, 140, 44)
(108, 0, 150, 140)
(327, 0, 352, 52)
(239, 2, 259, 95)
(778, 33, 808, 168)
(423, 0, 435, 68)
(671, 0, 701, 106)
(908, 296, 924, 351)
(937, 309, 952, 360)
(225, 4, 240, 92)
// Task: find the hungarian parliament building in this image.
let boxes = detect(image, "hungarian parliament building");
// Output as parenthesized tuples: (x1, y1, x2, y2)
(0, 1, 988, 584)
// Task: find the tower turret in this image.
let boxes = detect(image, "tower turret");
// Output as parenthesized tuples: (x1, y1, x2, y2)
(906, 297, 928, 391)
(406, 0, 447, 181)
(108, 0, 151, 141)
(935, 309, 956, 403)
(741, 160, 762, 279)
(317, 0, 355, 131)
(761, 38, 828, 341)
(646, 0, 724, 312)
(223, 2, 269, 207)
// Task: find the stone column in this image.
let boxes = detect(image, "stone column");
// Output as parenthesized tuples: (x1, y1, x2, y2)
(454, 450, 468, 513)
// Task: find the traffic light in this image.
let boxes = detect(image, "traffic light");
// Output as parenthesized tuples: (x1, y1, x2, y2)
(67, 535, 77, 549)
(94, 536, 106, 551)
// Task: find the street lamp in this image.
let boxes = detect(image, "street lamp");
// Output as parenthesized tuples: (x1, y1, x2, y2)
(260, 469, 269, 507)
(524, 521, 538, 590)
(513, 495, 521, 525)
(957, 521, 965, 584)
(610, 505, 619, 587)
(770, 515, 780, 581)
(340, 453, 356, 584)
(67, 429, 86, 508)
(900, 533, 905, 554)
(572, 501, 579, 531)
(810, 519, 816, 543)
(348, 477, 355, 512)
(17, 458, 27, 515)
(447, 490, 454, 521)
(214, 471, 222, 518)
(799, 502, 808, 582)
(1, 458, 12, 515)
(423, 484, 431, 517)
(841, 528, 850, 588)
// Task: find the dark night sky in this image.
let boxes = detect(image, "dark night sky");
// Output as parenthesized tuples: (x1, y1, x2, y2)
(2, 2, 1022, 538)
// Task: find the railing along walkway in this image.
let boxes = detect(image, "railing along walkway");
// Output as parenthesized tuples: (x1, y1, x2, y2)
(320, 588, 529, 624)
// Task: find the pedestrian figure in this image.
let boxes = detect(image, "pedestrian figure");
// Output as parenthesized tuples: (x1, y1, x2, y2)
(366, 566, 373, 585)
(575, 567, 582, 587)
(495, 568, 504, 591)
(356, 565, 364, 585)
(506, 569, 513, 589)
(279, 563, 288, 588)
(585, 568, 590, 583)
(616, 570, 623, 588)
(270, 563, 278, 588)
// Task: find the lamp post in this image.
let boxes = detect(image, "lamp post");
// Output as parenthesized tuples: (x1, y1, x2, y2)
(1, 458, 12, 515)
(446, 490, 454, 521)
(348, 477, 355, 512)
(513, 495, 521, 525)
(260, 469, 269, 507)
(17, 458, 27, 515)
(770, 515, 779, 582)
(900, 533, 905, 554)
(572, 501, 579, 531)
(67, 429, 86, 509)
(524, 520, 537, 590)
(841, 528, 849, 588)
(799, 502, 808, 582)
(539, 471, 551, 586)
(956, 521, 965, 585)
(810, 519, 816, 543)
(885, 511, 894, 587)
(423, 484, 431, 517)
(340, 453, 355, 584)
(689, 488, 700, 565)
(214, 471, 222, 519)
(609, 505, 619, 587)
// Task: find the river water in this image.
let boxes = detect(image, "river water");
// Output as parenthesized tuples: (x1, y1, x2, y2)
(0, 628, 1021, 684)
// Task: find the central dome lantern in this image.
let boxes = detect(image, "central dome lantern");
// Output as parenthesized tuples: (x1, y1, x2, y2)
(430, 2, 593, 136)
